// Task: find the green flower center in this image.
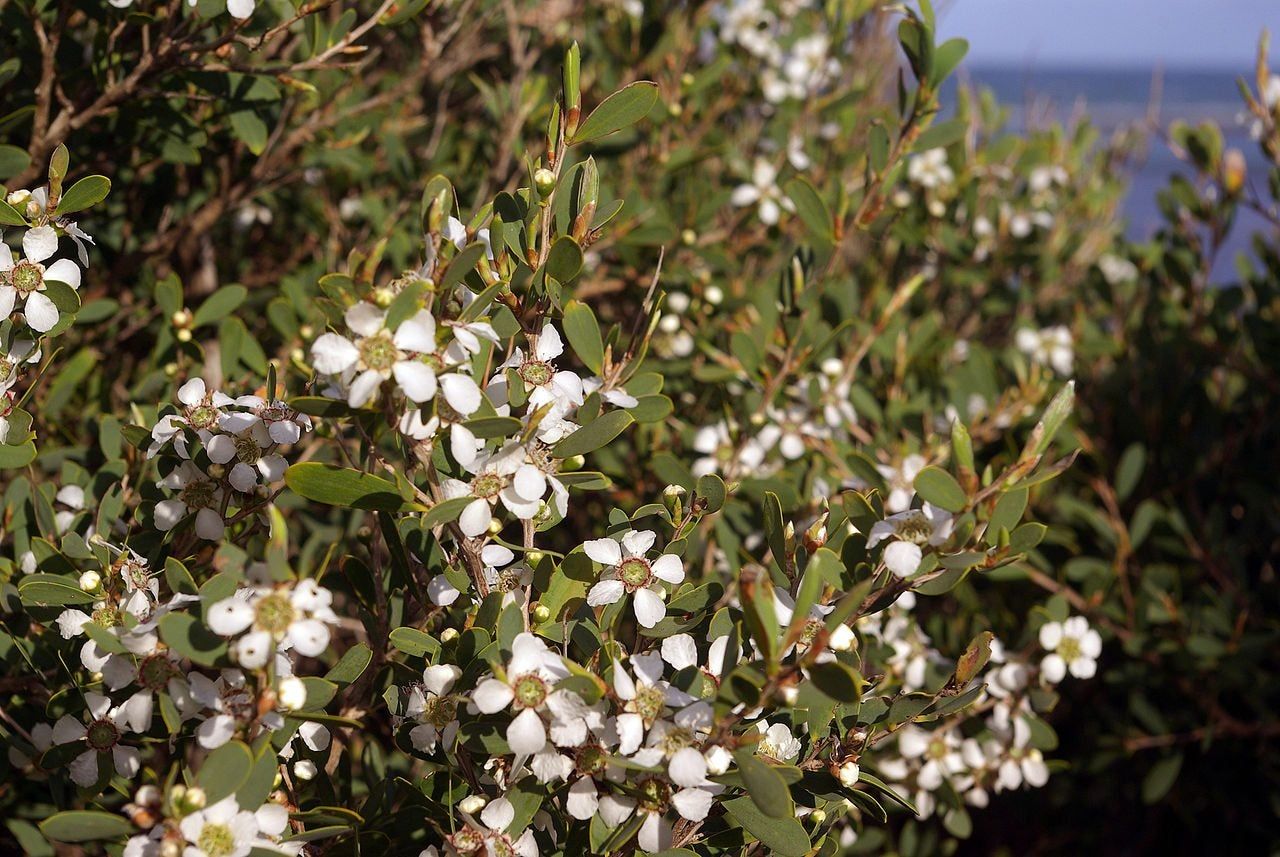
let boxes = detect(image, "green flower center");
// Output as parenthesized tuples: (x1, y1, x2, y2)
(254, 592, 296, 635)
(232, 432, 261, 464)
(359, 333, 399, 372)
(119, 558, 151, 590)
(511, 673, 548, 709)
(471, 472, 504, 500)
(895, 512, 933, 545)
(180, 479, 217, 510)
(575, 743, 608, 775)
(92, 606, 122, 628)
(518, 360, 553, 387)
(618, 557, 652, 590)
(926, 738, 948, 761)
(1058, 635, 1082, 662)
(11, 261, 43, 295)
(423, 695, 458, 729)
(659, 726, 693, 755)
(196, 822, 237, 857)
(800, 617, 822, 646)
(633, 684, 666, 723)
(138, 654, 177, 691)
(186, 403, 220, 430)
(0, 359, 13, 383)
(85, 719, 119, 751)
(638, 777, 671, 813)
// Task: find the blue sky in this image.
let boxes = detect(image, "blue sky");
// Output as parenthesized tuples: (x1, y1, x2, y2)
(938, 1, 1280, 68)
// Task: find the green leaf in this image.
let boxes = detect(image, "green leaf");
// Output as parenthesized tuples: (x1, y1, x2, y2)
(551, 410, 633, 458)
(571, 81, 659, 145)
(285, 463, 421, 513)
(439, 242, 487, 290)
(914, 117, 968, 151)
(913, 465, 967, 512)
(1142, 753, 1183, 804)
(39, 811, 133, 843)
(421, 496, 474, 529)
(0, 196, 28, 226)
(325, 643, 372, 686)
(462, 416, 524, 439)
(954, 630, 994, 686)
(0, 441, 37, 470)
(230, 109, 269, 155)
(735, 752, 794, 817)
(0, 144, 31, 181)
(562, 300, 604, 374)
(545, 236, 584, 283)
(694, 473, 727, 514)
(157, 612, 228, 667)
(197, 740, 255, 803)
(723, 796, 811, 857)
(389, 627, 440, 657)
(809, 660, 864, 702)
(987, 488, 1028, 543)
(784, 177, 833, 244)
(55, 175, 111, 215)
(1025, 381, 1075, 459)
(1115, 443, 1146, 501)
(192, 285, 248, 328)
(18, 573, 95, 606)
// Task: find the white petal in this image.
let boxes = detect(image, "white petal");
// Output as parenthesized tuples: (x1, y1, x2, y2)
(566, 777, 599, 820)
(347, 368, 385, 408)
(235, 630, 273, 668)
(1038, 622, 1063, 651)
(207, 598, 255, 635)
(23, 291, 59, 332)
(650, 554, 684, 584)
(661, 634, 698, 671)
(22, 225, 59, 263)
(226, 0, 254, 18)
(535, 325, 565, 361)
(512, 465, 546, 501)
(206, 434, 237, 464)
(583, 538, 622, 566)
(198, 714, 237, 749)
(287, 619, 331, 656)
(632, 587, 666, 628)
(472, 678, 515, 714)
(620, 530, 656, 557)
(311, 334, 359, 375)
(672, 787, 713, 821)
(669, 747, 708, 787)
(393, 361, 438, 403)
(458, 498, 492, 538)
(440, 373, 483, 416)
(507, 707, 547, 755)
(481, 796, 515, 832)
(884, 541, 923, 578)
(344, 302, 386, 337)
(194, 508, 225, 540)
(1040, 653, 1067, 684)
(393, 311, 436, 351)
(44, 259, 81, 289)
(586, 579, 625, 607)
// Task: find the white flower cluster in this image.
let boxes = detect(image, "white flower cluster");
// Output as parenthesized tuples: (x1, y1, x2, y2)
(147, 379, 312, 539)
(710, 0, 842, 104)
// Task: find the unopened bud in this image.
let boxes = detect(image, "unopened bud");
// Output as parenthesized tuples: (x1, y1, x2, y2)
(373, 287, 395, 308)
(837, 760, 861, 787)
(681, 228, 697, 246)
(176, 328, 193, 343)
(808, 808, 827, 826)
(458, 795, 487, 814)
(171, 309, 193, 329)
(704, 285, 724, 305)
(704, 745, 732, 775)
(534, 168, 556, 199)
(277, 676, 307, 711)
(6, 189, 31, 207)
(293, 759, 318, 780)
(486, 518, 502, 536)
(526, 550, 545, 565)
(532, 603, 551, 624)
(829, 624, 856, 652)
(78, 570, 101, 592)
(173, 784, 206, 814)
(440, 627, 460, 643)
(207, 463, 226, 479)
(781, 685, 799, 705)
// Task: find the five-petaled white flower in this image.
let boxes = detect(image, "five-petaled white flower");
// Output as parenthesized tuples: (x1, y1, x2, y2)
(0, 226, 81, 333)
(471, 632, 577, 755)
(1038, 616, 1102, 682)
(584, 529, 685, 628)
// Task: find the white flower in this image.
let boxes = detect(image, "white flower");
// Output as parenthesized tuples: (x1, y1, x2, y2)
(179, 796, 293, 857)
(470, 632, 576, 755)
(206, 581, 339, 668)
(730, 158, 794, 225)
(0, 226, 81, 333)
(584, 530, 684, 628)
(51, 692, 144, 787)
(155, 462, 226, 540)
(1038, 615, 1102, 682)
(868, 503, 954, 557)
(499, 323, 584, 416)
(898, 725, 964, 791)
(611, 652, 697, 755)
(206, 430, 287, 493)
(406, 664, 462, 754)
(0, 337, 39, 394)
(312, 304, 483, 412)
(149, 378, 236, 459)
(755, 720, 802, 762)
(907, 148, 955, 189)
(1016, 325, 1074, 376)
(875, 453, 927, 513)
(439, 442, 545, 538)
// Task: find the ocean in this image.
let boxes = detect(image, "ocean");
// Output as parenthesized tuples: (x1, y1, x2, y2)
(949, 65, 1276, 279)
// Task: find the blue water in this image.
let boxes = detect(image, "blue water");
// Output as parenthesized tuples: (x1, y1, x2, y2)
(948, 65, 1275, 279)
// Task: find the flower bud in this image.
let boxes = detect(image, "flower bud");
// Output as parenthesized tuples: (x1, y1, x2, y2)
(662, 484, 685, 520)
(299, 324, 314, 340)
(526, 550, 545, 565)
(838, 760, 861, 787)
(458, 795, 487, 814)
(6, 189, 31, 208)
(487, 518, 502, 536)
(175, 328, 193, 343)
(704, 745, 732, 775)
(277, 676, 307, 711)
(207, 463, 226, 479)
(704, 285, 724, 305)
(532, 603, 551, 624)
(440, 627, 460, 643)
(173, 784, 206, 815)
(161, 841, 182, 857)
(781, 685, 799, 706)
(171, 309, 193, 329)
(829, 624, 856, 652)
(533, 168, 556, 199)
(807, 808, 827, 826)
(78, 570, 101, 592)
(373, 287, 395, 308)
(294, 759, 318, 780)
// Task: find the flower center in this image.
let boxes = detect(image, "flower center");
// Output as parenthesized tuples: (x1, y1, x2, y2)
(637, 777, 671, 813)
(511, 673, 548, 709)
(359, 333, 399, 372)
(895, 511, 933, 545)
(196, 822, 237, 857)
(92, 606, 123, 628)
(496, 568, 523, 593)
(448, 829, 485, 854)
(115, 556, 152, 591)
(633, 684, 667, 724)
(618, 557, 652, 591)
(1058, 635, 1082, 662)
(423, 695, 458, 729)
(179, 479, 218, 510)
(0, 359, 13, 383)
(926, 738, 948, 761)
(254, 592, 297, 636)
(138, 654, 177, 691)
(10, 260, 43, 296)
(471, 472, 505, 500)
(518, 360, 553, 387)
(800, 617, 822, 646)
(575, 743, 608, 776)
(185, 402, 220, 430)
(232, 432, 261, 464)
(659, 726, 693, 755)
(85, 718, 119, 751)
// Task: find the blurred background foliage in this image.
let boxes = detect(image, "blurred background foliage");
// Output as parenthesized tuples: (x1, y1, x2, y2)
(0, 0, 1278, 852)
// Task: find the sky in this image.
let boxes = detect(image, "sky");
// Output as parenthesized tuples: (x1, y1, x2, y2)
(938, 0, 1280, 68)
